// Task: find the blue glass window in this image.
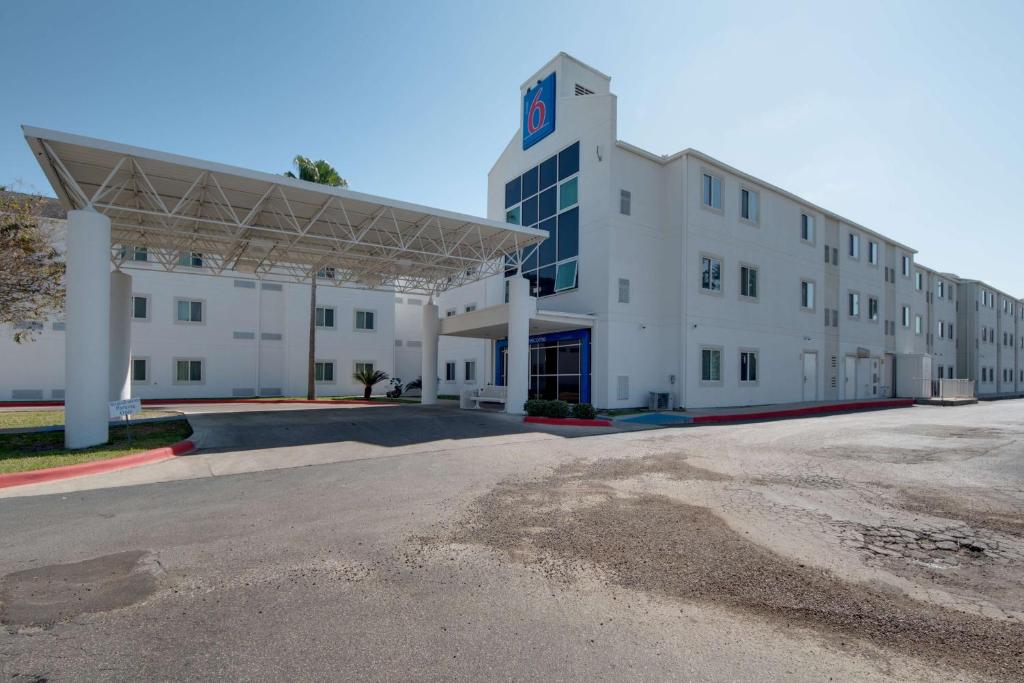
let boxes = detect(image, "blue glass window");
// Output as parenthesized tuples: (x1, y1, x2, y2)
(557, 208, 578, 261)
(521, 245, 538, 272)
(538, 186, 557, 222)
(539, 155, 557, 190)
(521, 195, 538, 227)
(537, 266, 556, 297)
(505, 205, 520, 225)
(505, 176, 521, 209)
(555, 261, 577, 292)
(558, 141, 579, 180)
(521, 166, 539, 199)
(538, 217, 557, 266)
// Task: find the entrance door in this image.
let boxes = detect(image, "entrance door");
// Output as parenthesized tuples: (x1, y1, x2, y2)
(802, 352, 818, 401)
(843, 356, 856, 400)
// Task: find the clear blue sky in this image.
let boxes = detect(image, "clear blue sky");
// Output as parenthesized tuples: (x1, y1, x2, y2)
(2, 0, 1021, 293)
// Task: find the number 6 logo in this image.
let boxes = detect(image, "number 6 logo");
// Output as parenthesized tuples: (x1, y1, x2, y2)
(523, 72, 556, 150)
(526, 87, 546, 134)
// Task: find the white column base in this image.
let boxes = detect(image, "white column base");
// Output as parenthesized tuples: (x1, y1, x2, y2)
(64, 209, 112, 449)
(421, 301, 439, 405)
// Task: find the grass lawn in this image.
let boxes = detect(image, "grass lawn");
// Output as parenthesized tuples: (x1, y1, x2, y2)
(0, 420, 193, 475)
(0, 409, 179, 430)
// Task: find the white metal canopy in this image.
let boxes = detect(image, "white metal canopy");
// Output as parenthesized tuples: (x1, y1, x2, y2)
(23, 126, 545, 294)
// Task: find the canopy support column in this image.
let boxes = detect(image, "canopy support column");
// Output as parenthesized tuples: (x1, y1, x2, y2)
(64, 209, 111, 449)
(421, 300, 439, 405)
(506, 276, 533, 415)
(109, 270, 132, 401)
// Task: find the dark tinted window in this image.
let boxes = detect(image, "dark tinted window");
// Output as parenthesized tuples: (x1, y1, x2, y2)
(557, 208, 579, 261)
(504, 176, 521, 209)
(521, 166, 539, 198)
(521, 194, 538, 227)
(537, 265, 556, 297)
(538, 186, 557, 221)
(558, 141, 580, 180)
(539, 155, 558, 190)
(521, 245, 538, 272)
(538, 217, 557, 266)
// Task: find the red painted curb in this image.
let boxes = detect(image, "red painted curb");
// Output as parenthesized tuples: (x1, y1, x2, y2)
(524, 416, 613, 427)
(0, 438, 195, 490)
(689, 399, 914, 425)
(0, 398, 391, 409)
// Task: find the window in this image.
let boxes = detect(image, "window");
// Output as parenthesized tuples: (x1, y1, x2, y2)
(740, 188, 759, 222)
(317, 266, 336, 280)
(314, 361, 335, 383)
(619, 189, 631, 215)
(701, 256, 722, 292)
(868, 241, 878, 265)
(174, 359, 203, 384)
(445, 308, 457, 317)
(618, 278, 630, 304)
(354, 362, 375, 378)
(132, 295, 149, 320)
(739, 351, 758, 383)
(464, 360, 477, 383)
(701, 348, 721, 382)
(902, 306, 910, 328)
(948, 323, 954, 339)
(801, 213, 814, 242)
(740, 265, 758, 299)
(902, 255, 911, 276)
(938, 320, 945, 338)
(848, 292, 860, 318)
(315, 306, 335, 329)
(132, 246, 148, 262)
(914, 314, 923, 335)
(505, 142, 580, 297)
(464, 304, 477, 313)
(848, 233, 860, 259)
(801, 280, 815, 309)
(175, 299, 203, 323)
(132, 358, 148, 383)
(915, 272, 923, 290)
(355, 309, 375, 330)
(868, 296, 879, 321)
(702, 173, 722, 210)
(445, 361, 456, 382)
(177, 251, 203, 268)
(938, 366, 945, 379)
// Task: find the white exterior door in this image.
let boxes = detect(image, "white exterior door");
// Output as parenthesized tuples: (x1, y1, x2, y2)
(802, 352, 817, 402)
(843, 356, 856, 400)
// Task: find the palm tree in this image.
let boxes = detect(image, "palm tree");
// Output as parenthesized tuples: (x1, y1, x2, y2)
(353, 368, 389, 400)
(284, 156, 347, 400)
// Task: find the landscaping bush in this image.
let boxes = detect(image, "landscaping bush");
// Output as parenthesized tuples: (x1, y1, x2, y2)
(571, 403, 597, 420)
(543, 400, 571, 418)
(524, 399, 547, 417)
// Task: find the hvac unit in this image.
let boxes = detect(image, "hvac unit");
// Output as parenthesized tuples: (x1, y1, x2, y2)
(648, 392, 674, 411)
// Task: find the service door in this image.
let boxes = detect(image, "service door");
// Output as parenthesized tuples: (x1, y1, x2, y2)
(802, 352, 818, 402)
(843, 356, 856, 400)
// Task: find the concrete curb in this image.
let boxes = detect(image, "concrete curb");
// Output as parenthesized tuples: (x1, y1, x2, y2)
(0, 438, 196, 490)
(524, 416, 613, 427)
(688, 399, 915, 425)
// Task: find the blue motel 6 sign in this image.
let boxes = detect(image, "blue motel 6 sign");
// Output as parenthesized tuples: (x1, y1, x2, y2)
(522, 72, 556, 150)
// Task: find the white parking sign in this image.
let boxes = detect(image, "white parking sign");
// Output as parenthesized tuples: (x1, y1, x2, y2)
(108, 398, 142, 419)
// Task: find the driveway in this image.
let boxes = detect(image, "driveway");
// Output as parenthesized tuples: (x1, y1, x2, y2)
(1, 401, 1023, 681)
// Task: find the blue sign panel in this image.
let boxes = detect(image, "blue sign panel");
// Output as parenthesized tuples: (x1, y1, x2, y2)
(522, 72, 556, 150)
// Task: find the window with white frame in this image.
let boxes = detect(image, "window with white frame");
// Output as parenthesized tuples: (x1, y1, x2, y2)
(354, 309, 375, 330)
(915, 272, 923, 290)
(464, 360, 476, 383)
(445, 308, 457, 317)
(902, 255, 911, 276)
(174, 358, 203, 384)
(848, 292, 860, 318)
(702, 173, 722, 210)
(314, 360, 335, 383)
(801, 280, 815, 309)
(701, 256, 722, 292)
(700, 348, 721, 382)
(938, 320, 946, 338)
(445, 361, 456, 382)
(868, 296, 879, 321)
(618, 278, 630, 304)
(848, 233, 860, 259)
(132, 246, 148, 262)
(175, 299, 203, 323)
(740, 188, 759, 222)
(739, 351, 758, 383)
(315, 306, 335, 328)
(317, 266, 336, 280)
(132, 295, 149, 320)
(801, 213, 814, 242)
(902, 306, 910, 328)
(740, 265, 758, 299)
(131, 357, 148, 383)
(619, 189, 631, 216)
(464, 304, 477, 313)
(354, 361, 374, 376)
(915, 314, 922, 335)
(177, 251, 203, 268)
(868, 241, 878, 265)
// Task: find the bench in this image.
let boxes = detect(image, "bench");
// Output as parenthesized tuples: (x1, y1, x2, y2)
(461, 385, 507, 410)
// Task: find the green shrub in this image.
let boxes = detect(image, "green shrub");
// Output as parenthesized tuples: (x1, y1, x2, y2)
(524, 399, 547, 417)
(571, 403, 597, 420)
(544, 400, 571, 418)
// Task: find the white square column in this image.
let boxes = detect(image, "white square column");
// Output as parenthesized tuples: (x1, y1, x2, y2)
(506, 276, 535, 415)
(64, 209, 112, 448)
(421, 300, 439, 405)
(109, 270, 133, 401)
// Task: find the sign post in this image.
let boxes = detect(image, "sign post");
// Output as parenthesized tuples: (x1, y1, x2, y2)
(108, 398, 142, 445)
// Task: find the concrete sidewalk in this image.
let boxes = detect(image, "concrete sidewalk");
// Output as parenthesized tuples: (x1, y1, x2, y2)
(617, 397, 914, 426)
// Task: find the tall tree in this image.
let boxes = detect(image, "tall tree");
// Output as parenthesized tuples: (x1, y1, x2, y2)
(283, 156, 347, 400)
(0, 193, 65, 342)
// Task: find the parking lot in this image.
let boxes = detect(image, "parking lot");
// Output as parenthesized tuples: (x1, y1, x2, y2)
(1, 400, 1022, 681)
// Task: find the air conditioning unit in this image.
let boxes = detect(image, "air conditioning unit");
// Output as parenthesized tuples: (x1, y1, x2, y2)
(648, 391, 674, 411)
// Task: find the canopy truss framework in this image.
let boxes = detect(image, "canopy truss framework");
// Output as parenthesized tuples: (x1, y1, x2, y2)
(25, 127, 545, 295)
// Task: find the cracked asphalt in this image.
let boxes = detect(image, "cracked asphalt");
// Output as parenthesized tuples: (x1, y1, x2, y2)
(1, 400, 1023, 681)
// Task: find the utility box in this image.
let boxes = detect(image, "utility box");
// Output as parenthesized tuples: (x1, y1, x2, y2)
(895, 354, 932, 398)
(648, 391, 674, 411)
